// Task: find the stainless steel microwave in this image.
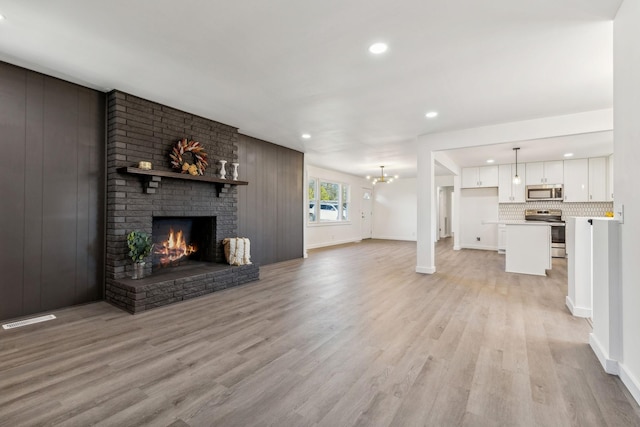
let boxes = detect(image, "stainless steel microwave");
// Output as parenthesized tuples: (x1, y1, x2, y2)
(526, 184, 563, 201)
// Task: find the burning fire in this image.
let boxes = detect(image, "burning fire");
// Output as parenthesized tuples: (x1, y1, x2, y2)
(154, 228, 197, 267)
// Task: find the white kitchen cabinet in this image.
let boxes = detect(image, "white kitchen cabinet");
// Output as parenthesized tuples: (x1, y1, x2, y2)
(525, 160, 564, 185)
(563, 158, 589, 202)
(505, 223, 551, 276)
(498, 224, 506, 254)
(479, 166, 499, 187)
(498, 163, 526, 203)
(525, 162, 544, 185)
(608, 154, 614, 201)
(461, 168, 477, 188)
(461, 166, 499, 188)
(588, 157, 608, 202)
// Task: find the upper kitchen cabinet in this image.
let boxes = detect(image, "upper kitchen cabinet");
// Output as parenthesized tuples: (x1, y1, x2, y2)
(525, 160, 564, 185)
(608, 154, 614, 201)
(461, 166, 499, 188)
(498, 163, 526, 203)
(588, 157, 608, 202)
(563, 158, 589, 202)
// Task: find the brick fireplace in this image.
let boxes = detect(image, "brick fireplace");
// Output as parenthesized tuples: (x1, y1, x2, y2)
(105, 91, 258, 313)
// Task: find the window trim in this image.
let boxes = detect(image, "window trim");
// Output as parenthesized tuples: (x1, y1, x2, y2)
(308, 177, 351, 224)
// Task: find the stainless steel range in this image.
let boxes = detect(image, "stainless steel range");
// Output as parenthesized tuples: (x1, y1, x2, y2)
(524, 209, 566, 258)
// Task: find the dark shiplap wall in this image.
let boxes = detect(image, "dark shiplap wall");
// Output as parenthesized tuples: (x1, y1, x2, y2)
(0, 62, 105, 321)
(237, 134, 304, 265)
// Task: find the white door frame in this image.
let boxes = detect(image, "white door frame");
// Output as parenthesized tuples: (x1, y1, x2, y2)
(361, 187, 373, 239)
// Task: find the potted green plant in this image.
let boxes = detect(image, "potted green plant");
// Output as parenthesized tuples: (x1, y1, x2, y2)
(127, 231, 153, 279)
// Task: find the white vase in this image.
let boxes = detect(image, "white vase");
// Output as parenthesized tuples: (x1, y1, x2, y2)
(132, 261, 145, 280)
(219, 160, 227, 179)
(231, 163, 239, 181)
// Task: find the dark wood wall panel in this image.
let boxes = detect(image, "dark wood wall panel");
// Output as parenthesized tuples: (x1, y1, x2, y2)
(76, 89, 91, 304)
(237, 134, 303, 265)
(80, 88, 105, 303)
(277, 146, 304, 260)
(42, 77, 79, 310)
(263, 145, 279, 261)
(0, 62, 105, 321)
(23, 72, 45, 315)
(237, 139, 258, 255)
(0, 64, 27, 320)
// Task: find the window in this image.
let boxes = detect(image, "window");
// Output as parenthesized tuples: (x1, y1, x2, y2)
(308, 177, 350, 223)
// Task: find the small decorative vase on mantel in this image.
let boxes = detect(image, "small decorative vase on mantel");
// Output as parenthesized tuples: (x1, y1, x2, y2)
(219, 160, 227, 179)
(127, 231, 153, 280)
(231, 162, 239, 181)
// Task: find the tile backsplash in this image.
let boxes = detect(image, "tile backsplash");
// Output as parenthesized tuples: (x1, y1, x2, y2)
(499, 201, 613, 221)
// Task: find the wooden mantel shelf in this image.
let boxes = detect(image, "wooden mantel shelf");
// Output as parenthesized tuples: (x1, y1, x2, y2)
(117, 167, 248, 196)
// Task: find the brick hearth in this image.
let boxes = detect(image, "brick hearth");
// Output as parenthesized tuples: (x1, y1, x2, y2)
(107, 263, 259, 313)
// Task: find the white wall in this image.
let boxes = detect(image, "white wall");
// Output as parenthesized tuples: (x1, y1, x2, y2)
(459, 188, 499, 250)
(372, 178, 417, 241)
(306, 164, 371, 250)
(614, 0, 640, 403)
(436, 175, 454, 187)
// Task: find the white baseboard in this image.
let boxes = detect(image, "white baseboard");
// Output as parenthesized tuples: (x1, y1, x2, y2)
(460, 244, 498, 251)
(619, 363, 640, 406)
(453, 245, 461, 250)
(416, 265, 436, 274)
(590, 334, 640, 406)
(589, 333, 619, 375)
(306, 238, 361, 250)
(565, 296, 592, 318)
(372, 235, 417, 242)
(565, 296, 575, 315)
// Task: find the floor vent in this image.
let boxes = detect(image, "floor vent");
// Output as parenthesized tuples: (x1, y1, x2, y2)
(2, 314, 56, 330)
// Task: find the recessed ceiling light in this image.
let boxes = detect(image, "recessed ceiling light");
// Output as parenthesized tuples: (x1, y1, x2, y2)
(301, 133, 311, 139)
(486, 159, 495, 163)
(425, 111, 438, 119)
(564, 152, 574, 157)
(369, 43, 388, 54)
(0, 14, 5, 20)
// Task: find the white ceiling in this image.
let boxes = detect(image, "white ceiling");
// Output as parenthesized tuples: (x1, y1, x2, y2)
(0, 0, 622, 179)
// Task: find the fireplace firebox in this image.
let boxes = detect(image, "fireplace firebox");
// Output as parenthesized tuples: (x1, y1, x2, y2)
(152, 217, 216, 270)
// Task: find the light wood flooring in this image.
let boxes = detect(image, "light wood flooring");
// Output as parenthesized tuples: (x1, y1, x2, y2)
(1, 239, 639, 426)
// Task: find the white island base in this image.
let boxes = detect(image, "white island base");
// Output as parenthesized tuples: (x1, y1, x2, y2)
(505, 223, 551, 276)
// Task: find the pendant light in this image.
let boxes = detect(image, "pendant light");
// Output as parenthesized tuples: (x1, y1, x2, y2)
(512, 147, 521, 185)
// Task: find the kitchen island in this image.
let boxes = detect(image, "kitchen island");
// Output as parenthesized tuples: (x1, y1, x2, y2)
(505, 222, 551, 276)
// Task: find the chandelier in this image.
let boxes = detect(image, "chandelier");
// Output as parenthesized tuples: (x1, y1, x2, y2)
(367, 166, 398, 185)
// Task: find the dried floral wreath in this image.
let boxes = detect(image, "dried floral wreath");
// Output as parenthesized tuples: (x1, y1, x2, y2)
(169, 138, 208, 176)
